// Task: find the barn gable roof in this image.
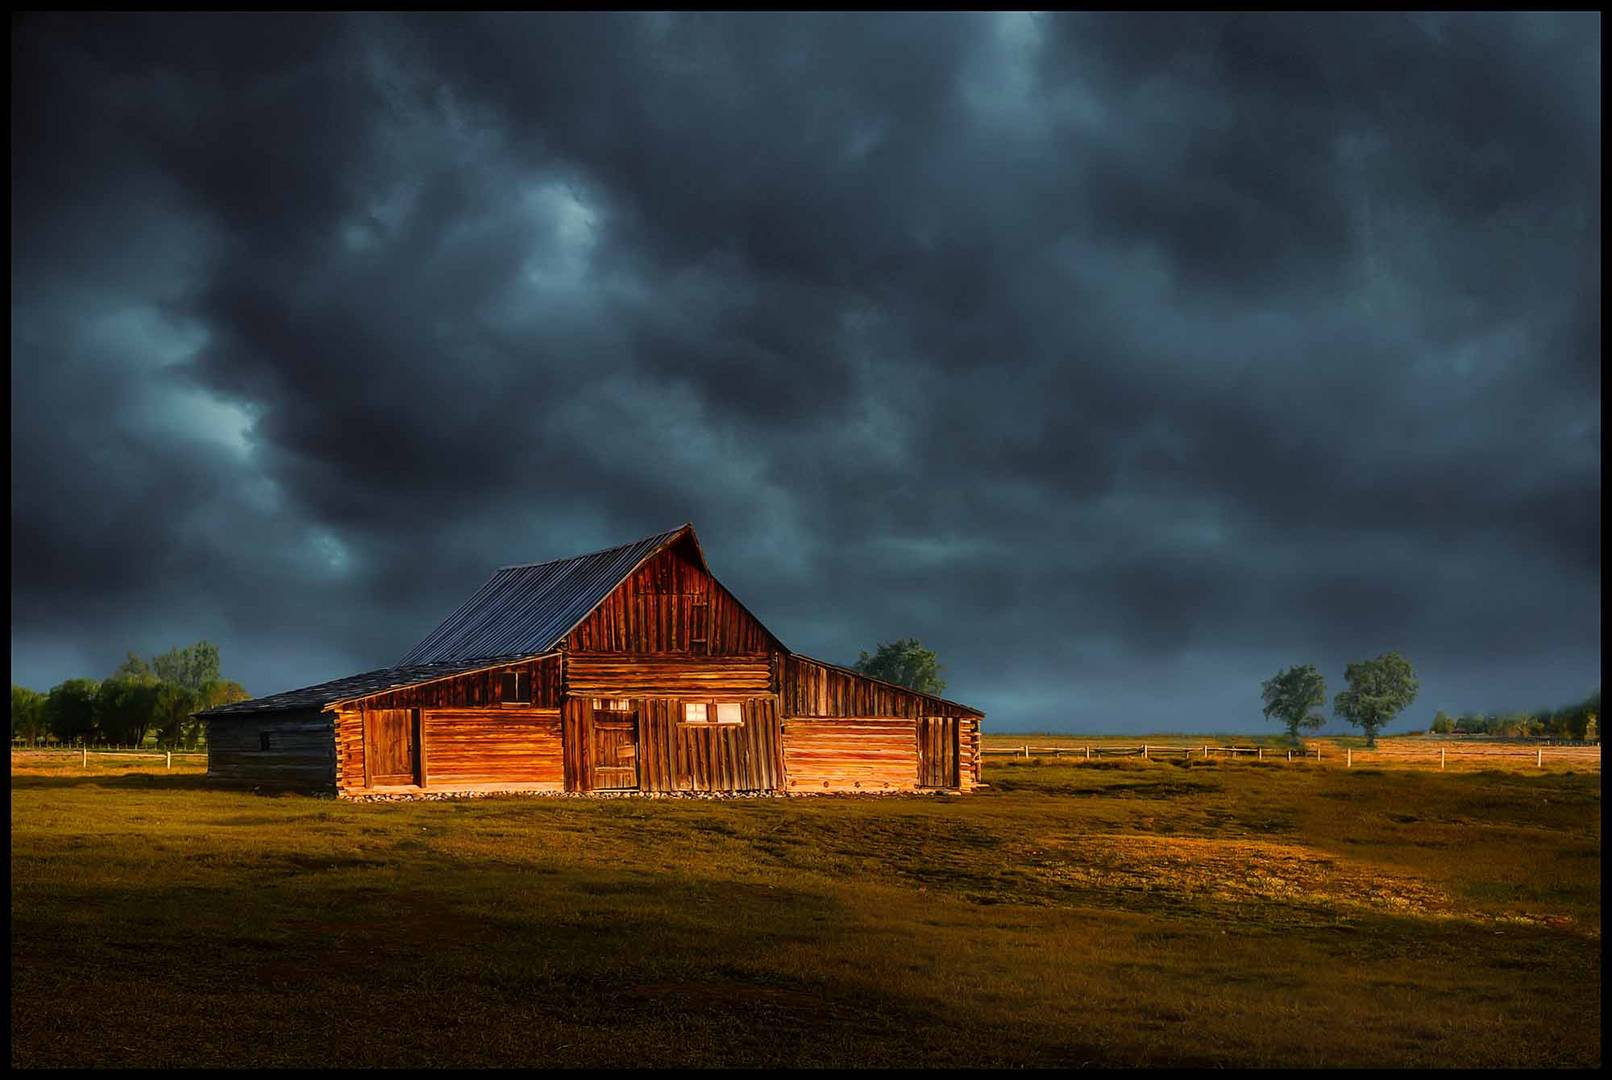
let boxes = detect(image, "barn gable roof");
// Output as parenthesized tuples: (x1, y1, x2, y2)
(396, 523, 710, 665)
(200, 524, 723, 718)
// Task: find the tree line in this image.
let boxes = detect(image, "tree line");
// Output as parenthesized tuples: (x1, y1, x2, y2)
(1262, 652, 1418, 748)
(1427, 690, 1599, 740)
(1263, 653, 1599, 745)
(11, 641, 249, 749)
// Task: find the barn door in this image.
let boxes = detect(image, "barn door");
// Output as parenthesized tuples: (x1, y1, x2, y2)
(368, 708, 421, 787)
(591, 703, 639, 790)
(917, 717, 959, 789)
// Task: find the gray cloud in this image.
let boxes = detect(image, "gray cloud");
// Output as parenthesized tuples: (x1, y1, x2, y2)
(11, 12, 1601, 731)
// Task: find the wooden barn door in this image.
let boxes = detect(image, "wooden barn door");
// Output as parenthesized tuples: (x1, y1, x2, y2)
(368, 708, 421, 787)
(917, 717, 959, 789)
(590, 702, 639, 790)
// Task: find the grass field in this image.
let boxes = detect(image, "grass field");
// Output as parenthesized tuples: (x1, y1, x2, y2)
(10, 748, 1602, 1067)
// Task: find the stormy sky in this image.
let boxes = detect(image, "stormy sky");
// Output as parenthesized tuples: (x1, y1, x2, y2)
(11, 13, 1601, 733)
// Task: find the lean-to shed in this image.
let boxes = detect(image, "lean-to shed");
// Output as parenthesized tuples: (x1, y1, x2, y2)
(197, 524, 983, 796)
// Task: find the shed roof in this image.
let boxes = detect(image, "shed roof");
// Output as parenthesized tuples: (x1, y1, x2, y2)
(197, 657, 528, 718)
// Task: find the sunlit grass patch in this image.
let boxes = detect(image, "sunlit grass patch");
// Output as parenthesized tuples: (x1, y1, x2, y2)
(1043, 833, 1455, 919)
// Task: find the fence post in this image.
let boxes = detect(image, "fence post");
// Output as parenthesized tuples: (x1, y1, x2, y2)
(1537, 747, 1543, 768)
(1085, 746, 1090, 761)
(1346, 748, 1351, 768)
(1440, 748, 1445, 771)
(81, 745, 87, 767)
(1143, 744, 1148, 760)
(1257, 747, 1262, 761)
(166, 750, 172, 771)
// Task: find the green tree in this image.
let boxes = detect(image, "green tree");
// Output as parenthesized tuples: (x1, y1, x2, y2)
(1333, 651, 1418, 749)
(1430, 710, 1454, 734)
(1260, 664, 1328, 744)
(44, 679, 100, 744)
(152, 641, 221, 691)
(95, 675, 163, 746)
(112, 652, 153, 680)
(11, 685, 48, 746)
(152, 683, 199, 749)
(1563, 689, 1599, 742)
(186, 679, 249, 748)
(852, 638, 946, 695)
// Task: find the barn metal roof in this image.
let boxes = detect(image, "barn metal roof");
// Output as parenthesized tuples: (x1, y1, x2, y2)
(196, 658, 524, 718)
(395, 524, 701, 666)
(195, 525, 714, 719)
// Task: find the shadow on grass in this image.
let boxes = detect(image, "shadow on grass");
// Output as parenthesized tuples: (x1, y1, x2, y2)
(9, 862, 1120, 1068)
(8, 772, 296, 794)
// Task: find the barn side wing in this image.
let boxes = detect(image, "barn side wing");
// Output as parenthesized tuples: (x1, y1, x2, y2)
(780, 655, 984, 792)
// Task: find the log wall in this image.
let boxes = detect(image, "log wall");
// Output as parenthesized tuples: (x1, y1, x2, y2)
(565, 652, 775, 697)
(206, 710, 335, 789)
(960, 717, 981, 791)
(781, 717, 918, 792)
(423, 709, 563, 787)
(334, 656, 562, 793)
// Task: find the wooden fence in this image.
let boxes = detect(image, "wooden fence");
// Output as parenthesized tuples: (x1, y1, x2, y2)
(11, 747, 206, 769)
(980, 742, 1600, 771)
(981, 744, 1321, 762)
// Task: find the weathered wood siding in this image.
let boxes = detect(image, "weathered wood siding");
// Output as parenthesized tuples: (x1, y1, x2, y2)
(781, 717, 918, 792)
(335, 656, 563, 793)
(206, 710, 335, 789)
(561, 696, 589, 792)
(561, 695, 784, 792)
(348, 655, 561, 712)
(782, 655, 979, 719)
(565, 652, 775, 697)
(565, 545, 775, 655)
(423, 709, 563, 787)
(916, 716, 960, 789)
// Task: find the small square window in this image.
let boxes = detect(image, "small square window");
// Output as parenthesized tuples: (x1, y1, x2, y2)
(715, 702, 742, 725)
(501, 671, 530, 704)
(259, 732, 272, 751)
(683, 702, 707, 724)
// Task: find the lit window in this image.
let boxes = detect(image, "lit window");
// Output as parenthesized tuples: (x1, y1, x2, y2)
(682, 702, 743, 725)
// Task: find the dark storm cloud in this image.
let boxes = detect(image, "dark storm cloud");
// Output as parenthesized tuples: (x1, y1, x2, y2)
(11, 12, 1600, 730)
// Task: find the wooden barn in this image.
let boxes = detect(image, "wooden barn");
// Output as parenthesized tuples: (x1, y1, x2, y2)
(197, 524, 984, 797)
